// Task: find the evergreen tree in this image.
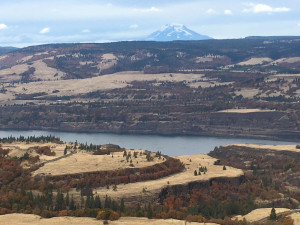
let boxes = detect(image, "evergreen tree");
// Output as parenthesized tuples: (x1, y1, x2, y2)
(104, 195, 111, 209)
(69, 195, 76, 210)
(223, 165, 227, 170)
(95, 195, 101, 209)
(269, 207, 276, 220)
(112, 200, 118, 211)
(65, 192, 69, 207)
(64, 146, 67, 155)
(85, 195, 91, 209)
(90, 195, 95, 208)
(55, 192, 65, 211)
(147, 203, 153, 219)
(120, 199, 125, 213)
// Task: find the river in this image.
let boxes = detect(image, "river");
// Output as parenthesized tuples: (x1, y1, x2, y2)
(0, 130, 298, 156)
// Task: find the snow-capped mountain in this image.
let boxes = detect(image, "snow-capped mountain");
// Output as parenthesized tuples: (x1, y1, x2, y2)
(146, 24, 213, 41)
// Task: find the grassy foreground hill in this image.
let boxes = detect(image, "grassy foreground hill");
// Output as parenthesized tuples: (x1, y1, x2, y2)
(0, 135, 299, 224)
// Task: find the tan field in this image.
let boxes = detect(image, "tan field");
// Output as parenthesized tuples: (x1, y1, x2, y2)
(33, 149, 164, 176)
(227, 144, 300, 153)
(0, 71, 231, 104)
(233, 208, 290, 222)
(30, 59, 65, 81)
(237, 57, 273, 66)
(0, 214, 217, 225)
(2, 142, 66, 163)
(291, 212, 300, 225)
(217, 108, 274, 113)
(234, 88, 260, 99)
(269, 57, 300, 65)
(90, 154, 243, 201)
(2, 142, 165, 175)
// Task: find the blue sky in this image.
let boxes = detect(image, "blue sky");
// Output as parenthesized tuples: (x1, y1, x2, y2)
(0, 0, 299, 47)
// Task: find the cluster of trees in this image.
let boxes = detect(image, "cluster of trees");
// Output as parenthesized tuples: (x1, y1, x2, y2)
(194, 166, 208, 176)
(209, 145, 300, 204)
(0, 184, 125, 220)
(0, 135, 61, 143)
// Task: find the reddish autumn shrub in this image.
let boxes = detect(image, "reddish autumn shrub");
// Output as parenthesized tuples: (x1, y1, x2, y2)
(36, 146, 56, 156)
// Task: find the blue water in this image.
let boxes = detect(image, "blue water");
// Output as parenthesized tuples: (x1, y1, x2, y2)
(0, 130, 298, 156)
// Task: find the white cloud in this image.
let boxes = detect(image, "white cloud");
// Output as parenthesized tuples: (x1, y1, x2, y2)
(145, 7, 160, 12)
(82, 29, 90, 33)
(130, 24, 139, 29)
(244, 3, 290, 13)
(206, 8, 217, 15)
(40, 27, 50, 34)
(224, 9, 232, 15)
(0, 24, 8, 30)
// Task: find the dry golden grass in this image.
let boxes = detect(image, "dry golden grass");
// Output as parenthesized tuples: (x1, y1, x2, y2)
(237, 57, 273, 66)
(217, 108, 274, 113)
(9, 72, 205, 96)
(233, 208, 290, 222)
(290, 212, 300, 225)
(33, 150, 163, 176)
(0, 71, 228, 103)
(234, 88, 260, 99)
(270, 57, 300, 65)
(30, 59, 65, 81)
(227, 144, 300, 153)
(0, 214, 217, 225)
(90, 154, 243, 201)
(3, 142, 66, 161)
(97, 53, 118, 71)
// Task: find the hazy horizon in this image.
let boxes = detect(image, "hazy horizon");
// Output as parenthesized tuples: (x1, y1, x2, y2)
(0, 0, 299, 47)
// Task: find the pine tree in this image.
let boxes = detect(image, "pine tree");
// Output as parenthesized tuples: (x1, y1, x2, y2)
(85, 195, 91, 209)
(194, 170, 197, 176)
(120, 199, 125, 213)
(55, 192, 64, 211)
(64, 146, 67, 155)
(104, 195, 111, 209)
(90, 195, 95, 208)
(223, 165, 227, 170)
(269, 207, 276, 220)
(147, 203, 153, 219)
(65, 192, 69, 207)
(95, 195, 101, 209)
(69, 195, 75, 210)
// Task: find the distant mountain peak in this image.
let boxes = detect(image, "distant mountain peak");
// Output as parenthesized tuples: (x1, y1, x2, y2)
(147, 24, 213, 41)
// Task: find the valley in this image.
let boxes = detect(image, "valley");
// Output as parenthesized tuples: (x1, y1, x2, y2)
(0, 37, 300, 224)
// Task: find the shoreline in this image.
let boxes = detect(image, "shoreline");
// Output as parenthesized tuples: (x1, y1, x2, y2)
(0, 127, 299, 143)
